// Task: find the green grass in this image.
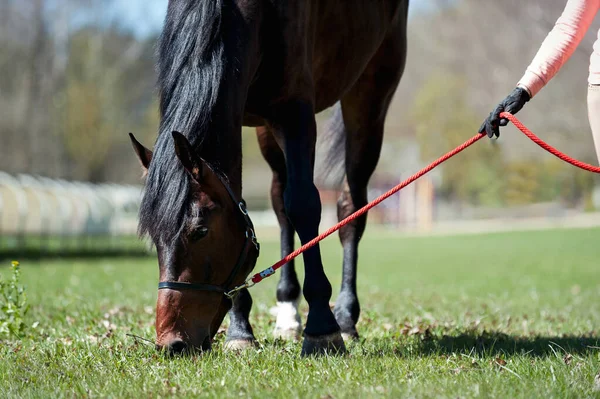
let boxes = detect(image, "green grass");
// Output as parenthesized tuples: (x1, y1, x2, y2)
(2, 227, 600, 398)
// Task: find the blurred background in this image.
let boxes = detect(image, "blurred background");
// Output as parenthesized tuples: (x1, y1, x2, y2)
(1, 0, 600, 258)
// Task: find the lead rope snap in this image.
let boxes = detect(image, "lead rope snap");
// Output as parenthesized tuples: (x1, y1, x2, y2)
(225, 280, 255, 300)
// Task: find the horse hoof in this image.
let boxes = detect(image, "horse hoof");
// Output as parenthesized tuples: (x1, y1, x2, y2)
(301, 332, 347, 357)
(223, 339, 258, 351)
(273, 326, 302, 341)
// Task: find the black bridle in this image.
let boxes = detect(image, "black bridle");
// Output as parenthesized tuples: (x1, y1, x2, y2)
(157, 171, 260, 299)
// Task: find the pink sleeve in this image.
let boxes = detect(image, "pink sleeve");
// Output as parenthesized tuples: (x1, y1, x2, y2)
(517, 0, 600, 98)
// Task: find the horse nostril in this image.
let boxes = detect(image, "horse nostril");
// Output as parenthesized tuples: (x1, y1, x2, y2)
(167, 339, 188, 355)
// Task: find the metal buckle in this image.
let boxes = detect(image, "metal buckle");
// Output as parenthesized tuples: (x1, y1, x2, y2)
(244, 228, 259, 252)
(249, 228, 259, 251)
(238, 201, 248, 215)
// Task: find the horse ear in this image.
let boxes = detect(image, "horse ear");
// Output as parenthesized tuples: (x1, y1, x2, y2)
(129, 133, 153, 173)
(172, 131, 203, 182)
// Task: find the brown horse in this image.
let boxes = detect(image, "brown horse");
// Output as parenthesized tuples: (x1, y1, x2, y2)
(129, 0, 409, 356)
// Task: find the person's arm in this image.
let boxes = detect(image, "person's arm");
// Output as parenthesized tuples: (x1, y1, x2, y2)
(480, 0, 600, 138)
(518, 0, 600, 98)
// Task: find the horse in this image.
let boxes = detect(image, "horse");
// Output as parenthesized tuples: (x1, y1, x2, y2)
(129, 0, 409, 356)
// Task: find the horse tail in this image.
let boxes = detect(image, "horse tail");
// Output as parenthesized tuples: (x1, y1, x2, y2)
(315, 102, 346, 189)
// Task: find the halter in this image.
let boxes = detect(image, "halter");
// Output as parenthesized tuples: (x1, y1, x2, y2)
(157, 169, 260, 299)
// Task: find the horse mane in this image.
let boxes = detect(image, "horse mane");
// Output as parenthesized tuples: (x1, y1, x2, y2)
(139, 0, 225, 243)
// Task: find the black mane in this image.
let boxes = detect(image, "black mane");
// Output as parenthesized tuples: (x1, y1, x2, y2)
(139, 0, 225, 243)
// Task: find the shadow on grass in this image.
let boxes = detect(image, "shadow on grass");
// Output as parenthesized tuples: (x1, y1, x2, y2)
(0, 248, 152, 262)
(0, 234, 153, 262)
(358, 330, 600, 358)
(422, 331, 600, 357)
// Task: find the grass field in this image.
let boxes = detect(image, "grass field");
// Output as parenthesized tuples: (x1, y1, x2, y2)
(1, 226, 600, 398)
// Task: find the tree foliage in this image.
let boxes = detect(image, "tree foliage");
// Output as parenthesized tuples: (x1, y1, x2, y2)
(0, 0, 596, 209)
(0, 1, 157, 182)
(411, 72, 504, 206)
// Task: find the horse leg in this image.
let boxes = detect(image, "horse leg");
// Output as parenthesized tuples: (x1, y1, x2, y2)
(270, 101, 345, 356)
(223, 288, 257, 350)
(256, 126, 302, 340)
(333, 23, 407, 341)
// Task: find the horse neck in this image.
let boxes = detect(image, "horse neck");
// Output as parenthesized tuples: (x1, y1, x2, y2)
(204, 111, 244, 198)
(200, 27, 263, 198)
(158, 6, 263, 199)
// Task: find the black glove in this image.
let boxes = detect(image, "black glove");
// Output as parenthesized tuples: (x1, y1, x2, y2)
(479, 87, 530, 138)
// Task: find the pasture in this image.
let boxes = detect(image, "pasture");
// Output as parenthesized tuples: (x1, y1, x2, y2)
(1, 226, 600, 398)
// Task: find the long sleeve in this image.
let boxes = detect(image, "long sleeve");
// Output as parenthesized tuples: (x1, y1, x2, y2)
(517, 0, 600, 98)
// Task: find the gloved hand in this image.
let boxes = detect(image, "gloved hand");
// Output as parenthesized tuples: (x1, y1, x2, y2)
(479, 87, 531, 138)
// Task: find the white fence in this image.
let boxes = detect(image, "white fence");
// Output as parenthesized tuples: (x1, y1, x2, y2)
(4, 171, 596, 257)
(0, 172, 146, 256)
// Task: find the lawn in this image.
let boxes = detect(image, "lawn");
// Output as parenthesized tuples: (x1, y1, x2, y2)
(1, 226, 600, 398)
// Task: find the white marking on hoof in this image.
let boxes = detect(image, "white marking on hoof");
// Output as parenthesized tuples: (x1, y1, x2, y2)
(273, 300, 302, 340)
(223, 339, 257, 351)
(341, 332, 354, 342)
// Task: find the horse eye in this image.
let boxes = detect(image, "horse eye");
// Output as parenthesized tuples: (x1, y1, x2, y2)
(190, 227, 209, 241)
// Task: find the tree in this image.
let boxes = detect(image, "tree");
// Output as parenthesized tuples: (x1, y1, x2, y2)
(411, 72, 505, 205)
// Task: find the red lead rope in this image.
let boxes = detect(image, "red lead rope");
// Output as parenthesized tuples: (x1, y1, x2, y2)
(225, 112, 600, 296)
(501, 112, 600, 173)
